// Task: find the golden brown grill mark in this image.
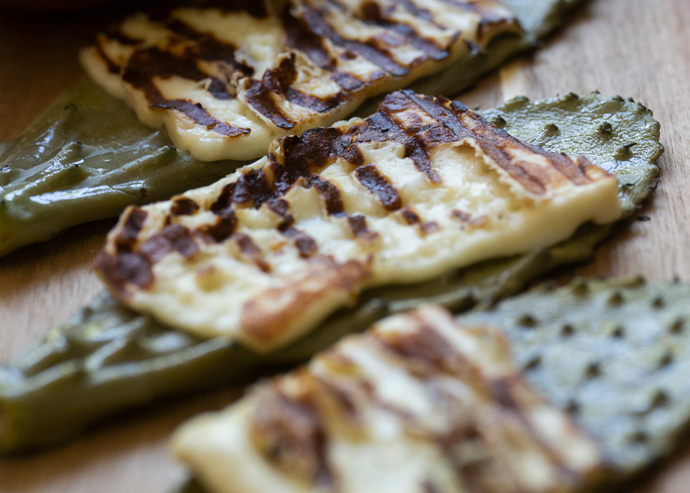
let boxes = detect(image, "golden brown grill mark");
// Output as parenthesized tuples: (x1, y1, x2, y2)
(373, 320, 472, 377)
(440, 0, 520, 41)
(419, 221, 439, 234)
(354, 164, 402, 211)
(451, 209, 471, 222)
(239, 257, 371, 345)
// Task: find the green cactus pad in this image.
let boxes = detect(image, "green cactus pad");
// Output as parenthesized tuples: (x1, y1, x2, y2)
(0, 0, 586, 257)
(0, 90, 662, 453)
(460, 278, 690, 475)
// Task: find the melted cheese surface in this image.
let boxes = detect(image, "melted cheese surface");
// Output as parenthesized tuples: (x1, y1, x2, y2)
(81, 0, 522, 161)
(172, 305, 604, 493)
(95, 91, 621, 352)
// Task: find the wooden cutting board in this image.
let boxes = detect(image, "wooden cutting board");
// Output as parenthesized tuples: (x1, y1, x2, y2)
(1, 0, 689, 491)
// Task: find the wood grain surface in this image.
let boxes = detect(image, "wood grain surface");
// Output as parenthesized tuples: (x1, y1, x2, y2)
(0, 0, 689, 491)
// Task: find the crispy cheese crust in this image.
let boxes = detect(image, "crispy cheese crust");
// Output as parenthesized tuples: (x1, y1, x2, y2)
(173, 305, 604, 493)
(94, 91, 621, 351)
(80, 0, 522, 161)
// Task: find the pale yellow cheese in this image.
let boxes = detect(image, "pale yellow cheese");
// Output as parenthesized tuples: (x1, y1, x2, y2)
(172, 305, 604, 493)
(81, 0, 522, 161)
(95, 92, 621, 353)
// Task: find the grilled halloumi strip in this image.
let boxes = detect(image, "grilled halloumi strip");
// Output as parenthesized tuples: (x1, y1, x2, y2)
(95, 91, 621, 352)
(80, 0, 522, 161)
(173, 305, 604, 493)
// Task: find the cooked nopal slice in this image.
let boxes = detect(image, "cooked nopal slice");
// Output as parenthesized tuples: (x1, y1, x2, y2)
(173, 305, 604, 493)
(95, 91, 620, 351)
(80, 0, 522, 161)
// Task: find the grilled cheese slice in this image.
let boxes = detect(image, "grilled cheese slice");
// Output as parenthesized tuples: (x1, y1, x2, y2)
(80, 0, 522, 161)
(172, 305, 604, 493)
(95, 91, 621, 352)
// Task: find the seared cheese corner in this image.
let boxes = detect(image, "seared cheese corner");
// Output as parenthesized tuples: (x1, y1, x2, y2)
(80, 0, 522, 161)
(172, 305, 604, 493)
(94, 91, 621, 352)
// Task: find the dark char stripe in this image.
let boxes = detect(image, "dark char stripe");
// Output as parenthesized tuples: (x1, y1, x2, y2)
(235, 232, 271, 272)
(171, 197, 199, 216)
(251, 387, 335, 488)
(245, 53, 344, 122)
(97, 223, 200, 296)
(401, 207, 420, 225)
(300, 6, 409, 77)
(347, 214, 379, 242)
(115, 207, 148, 253)
(282, 227, 318, 257)
(361, 93, 442, 183)
(200, 209, 238, 243)
(403, 91, 591, 195)
(244, 78, 294, 130)
(360, 1, 448, 62)
(268, 198, 295, 231)
(309, 176, 344, 215)
(283, 7, 333, 69)
(354, 164, 402, 211)
(122, 47, 250, 137)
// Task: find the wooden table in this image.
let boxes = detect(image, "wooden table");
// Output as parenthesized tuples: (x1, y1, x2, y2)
(1, 0, 689, 491)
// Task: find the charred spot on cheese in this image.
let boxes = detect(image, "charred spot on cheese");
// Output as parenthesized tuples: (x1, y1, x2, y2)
(120, 47, 251, 137)
(354, 164, 402, 211)
(81, 0, 524, 161)
(347, 214, 378, 242)
(173, 306, 604, 493)
(200, 209, 238, 242)
(170, 197, 200, 216)
(96, 91, 621, 350)
(114, 206, 148, 253)
(282, 227, 319, 257)
(94, 252, 155, 297)
(250, 379, 335, 487)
